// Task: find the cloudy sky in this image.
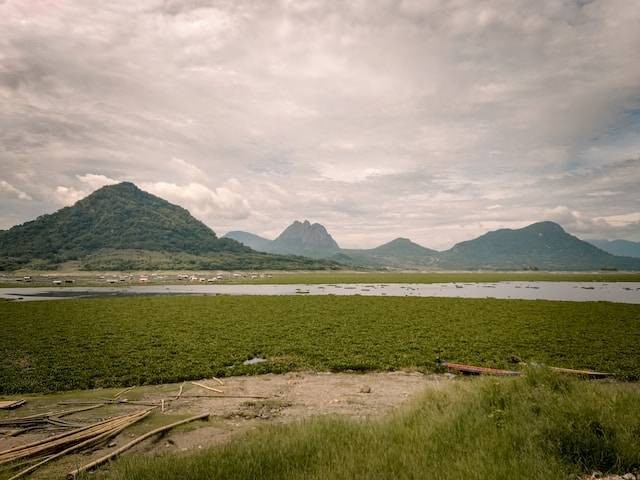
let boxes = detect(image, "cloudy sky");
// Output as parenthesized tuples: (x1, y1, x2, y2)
(1, 0, 639, 249)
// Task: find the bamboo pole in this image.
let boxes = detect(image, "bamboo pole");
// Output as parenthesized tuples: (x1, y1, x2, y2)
(0, 404, 103, 427)
(7, 410, 153, 480)
(0, 410, 153, 464)
(0, 412, 139, 461)
(113, 386, 135, 399)
(179, 394, 268, 399)
(174, 382, 185, 400)
(190, 382, 223, 394)
(67, 413, 209, 478)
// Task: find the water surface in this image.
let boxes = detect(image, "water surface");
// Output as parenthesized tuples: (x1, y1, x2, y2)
(1, 282, 639, 304)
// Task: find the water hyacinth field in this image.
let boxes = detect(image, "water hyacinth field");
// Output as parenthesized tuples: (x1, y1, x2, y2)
(1, 295, 639, 394)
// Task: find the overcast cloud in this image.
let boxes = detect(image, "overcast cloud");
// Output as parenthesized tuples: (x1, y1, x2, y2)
(1, 0, 639, 249)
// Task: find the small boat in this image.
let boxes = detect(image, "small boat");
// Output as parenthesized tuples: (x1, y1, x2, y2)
(443, 362, 520, 377)
(444, 362, 613, 379)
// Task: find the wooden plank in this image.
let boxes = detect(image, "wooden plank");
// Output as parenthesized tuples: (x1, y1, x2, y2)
(444, 362, 521, 377)
(549, 366, 612, 378)
(0, 400, 25, 410)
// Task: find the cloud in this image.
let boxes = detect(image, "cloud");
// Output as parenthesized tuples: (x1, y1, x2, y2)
(140, 180, 251, 221)
(54, 186, 85, 206)
(0, 180, 32, 200)
(76, 174, 119, 191)
(1, 0, 639, 247)
(53, 174, 119, 206)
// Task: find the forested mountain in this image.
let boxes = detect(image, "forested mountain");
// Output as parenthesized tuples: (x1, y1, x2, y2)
(0, 183, 339, 271)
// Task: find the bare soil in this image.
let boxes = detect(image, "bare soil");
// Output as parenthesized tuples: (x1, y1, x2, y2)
(0, 371, 451, 478)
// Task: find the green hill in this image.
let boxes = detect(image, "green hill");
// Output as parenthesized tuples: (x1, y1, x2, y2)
(437, 221, 640, 271)
(0, 183, 340, 271)
(588, 239, 640, 258)
(340, 238, 438, 268)
(223, 231, 272, 251)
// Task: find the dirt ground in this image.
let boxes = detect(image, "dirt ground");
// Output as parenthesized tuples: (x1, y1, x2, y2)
(0, 371, 452, 478)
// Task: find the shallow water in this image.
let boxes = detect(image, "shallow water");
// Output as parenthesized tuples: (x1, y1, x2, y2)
(1, 282, 639, 304)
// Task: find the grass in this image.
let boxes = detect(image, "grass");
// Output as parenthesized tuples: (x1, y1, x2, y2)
(94, 371, 640, 480)
(1, 296, 639, 394)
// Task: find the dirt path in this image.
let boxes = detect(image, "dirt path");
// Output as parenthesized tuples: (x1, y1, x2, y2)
(0, 371, 452, 478)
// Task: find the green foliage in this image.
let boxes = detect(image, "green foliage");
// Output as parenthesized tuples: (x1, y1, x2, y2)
(97, 374, 640, 480)
(78, 249, 340, 271)
(439, 221, 640, 270)
(1, 296, 638, 393)
(0, 183, 340, 271)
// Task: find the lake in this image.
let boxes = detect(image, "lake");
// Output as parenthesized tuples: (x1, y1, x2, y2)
(1, 282, 639, 304)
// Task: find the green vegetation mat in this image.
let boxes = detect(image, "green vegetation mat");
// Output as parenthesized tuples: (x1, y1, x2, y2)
(1, 296, 639, 393)
(97, 372, 640, 480)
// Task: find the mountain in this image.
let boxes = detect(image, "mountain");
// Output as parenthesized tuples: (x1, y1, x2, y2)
(588, 239, 640, 258)
(224, 221, 341, 258)
(224, 222, 439, 267)
(223, 231, 272, 251)
(0, 183, 340, 271)
(340, 238, 438, 269)
(270, 220, 340, 256)
(437, 221, 640, 271)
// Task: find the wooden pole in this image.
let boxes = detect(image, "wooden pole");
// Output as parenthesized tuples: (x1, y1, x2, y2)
(67, 413, 209, 478)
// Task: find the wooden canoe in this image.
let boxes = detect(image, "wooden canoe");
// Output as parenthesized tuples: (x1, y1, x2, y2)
(443, 362, 521, 377)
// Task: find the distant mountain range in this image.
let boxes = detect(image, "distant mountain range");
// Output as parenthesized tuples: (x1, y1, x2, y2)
(0, 183, 339, 271)
(225, 220, 640, 271)
(587, 239, 640, 258)
(2, 182, 639, 271)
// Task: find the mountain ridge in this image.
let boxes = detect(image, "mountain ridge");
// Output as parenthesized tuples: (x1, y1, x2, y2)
(226, 221, 640, 271)
(3, 184, 640, 271)
(588, 239, 640, 258)
(0, 183, 339, 271)
(436, 221, 640, 270)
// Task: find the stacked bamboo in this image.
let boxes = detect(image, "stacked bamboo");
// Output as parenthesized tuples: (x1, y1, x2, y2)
(67, 412, 209, 479)
(0, 405, 103, 435)
(0, 409, 153, 480)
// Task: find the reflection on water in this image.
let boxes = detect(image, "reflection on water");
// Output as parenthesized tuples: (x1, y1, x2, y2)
(1, 282, 639, 304)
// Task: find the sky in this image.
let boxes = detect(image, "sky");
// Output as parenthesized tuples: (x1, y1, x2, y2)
(1, 0, 639, 250)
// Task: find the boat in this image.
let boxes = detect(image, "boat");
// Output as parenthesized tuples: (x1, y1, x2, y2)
(443, 362, 520, 376)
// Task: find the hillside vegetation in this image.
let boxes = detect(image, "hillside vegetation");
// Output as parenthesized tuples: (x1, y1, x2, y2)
(437, 221, 639, 270)
(0, 183, 339, 271)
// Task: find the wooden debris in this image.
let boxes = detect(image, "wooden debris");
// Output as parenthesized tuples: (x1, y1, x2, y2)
(174, 382, 185, 400)
(59, 400, 160, 407)
(444, 362, 521, 377)
(113, 386, 135, 399)
(191, 381, 223, 394)
(179, 394, 268, 399)
(445, 361, 612, 379)
(211, 377, 224, 386)
(548, 366, 612, 378)
(0, 400, 25, 410)
(0, 409, 153, 479)
(67, 413, 209, 478)
(0, 404, 104, 432)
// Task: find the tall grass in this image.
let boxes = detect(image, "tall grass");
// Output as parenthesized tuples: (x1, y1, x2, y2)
(97, 372, 640, 480)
